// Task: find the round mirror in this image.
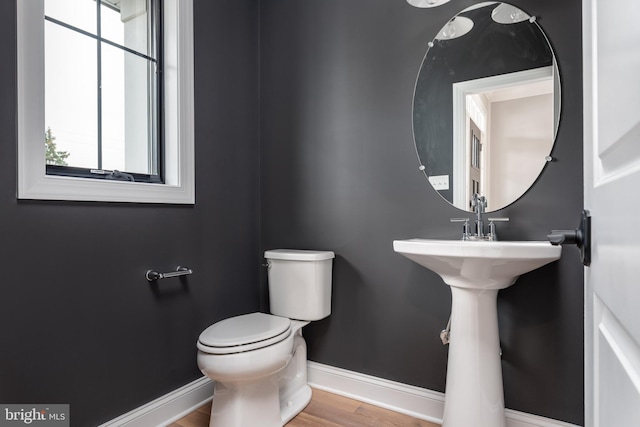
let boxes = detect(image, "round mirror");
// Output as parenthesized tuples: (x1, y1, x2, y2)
(412, 2, 560, 212)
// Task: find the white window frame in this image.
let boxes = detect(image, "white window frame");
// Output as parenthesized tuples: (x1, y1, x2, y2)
(17, 0, 195, 204)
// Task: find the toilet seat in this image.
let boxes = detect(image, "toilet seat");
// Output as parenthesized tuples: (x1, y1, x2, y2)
(197, 312, 291, 355)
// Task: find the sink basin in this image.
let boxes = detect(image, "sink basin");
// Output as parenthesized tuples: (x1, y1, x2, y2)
(393, 238, 561, 289)
(393, 239, 561, 427)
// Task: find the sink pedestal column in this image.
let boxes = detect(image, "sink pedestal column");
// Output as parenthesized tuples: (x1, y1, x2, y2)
(442, 286, 506, 427)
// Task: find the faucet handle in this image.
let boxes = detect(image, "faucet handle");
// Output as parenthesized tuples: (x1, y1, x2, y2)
(486, 217, 509, 241)
(451, 218, 471, 240)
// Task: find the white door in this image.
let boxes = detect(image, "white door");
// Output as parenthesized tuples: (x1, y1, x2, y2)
(583, 0, 640, 425)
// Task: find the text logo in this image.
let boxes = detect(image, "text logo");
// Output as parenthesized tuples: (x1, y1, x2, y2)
(1, 405, 69, 427)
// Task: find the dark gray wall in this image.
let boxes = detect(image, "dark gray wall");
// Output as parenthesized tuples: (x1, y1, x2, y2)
(0, 0, 260, 425)
(1, 0, 584, 425)
(260, 0, 584, 425)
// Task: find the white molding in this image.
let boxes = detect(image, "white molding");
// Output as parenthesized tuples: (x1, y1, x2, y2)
(307, 361, 580, 427)
(97, 376, 213, 427)
(308, 361, 444, 424)
(98, 362, 580, 427)
(16, 0, 195, 204)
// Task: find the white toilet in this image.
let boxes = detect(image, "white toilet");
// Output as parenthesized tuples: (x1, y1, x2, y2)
(196, 249, 334, 427)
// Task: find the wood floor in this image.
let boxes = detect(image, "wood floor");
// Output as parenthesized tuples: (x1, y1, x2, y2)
(169, 388, 440, 427)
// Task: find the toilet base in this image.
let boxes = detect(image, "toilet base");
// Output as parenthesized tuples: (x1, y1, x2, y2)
(280, 322, 312, 424)
(209, 373, 282, 427)
(280, 383, 312, 425)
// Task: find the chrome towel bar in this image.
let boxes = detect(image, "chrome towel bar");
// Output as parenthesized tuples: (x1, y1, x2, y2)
(146, 266, 193, 282)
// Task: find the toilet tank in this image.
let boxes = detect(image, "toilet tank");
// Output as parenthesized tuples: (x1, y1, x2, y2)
(264, 249, 334, 321)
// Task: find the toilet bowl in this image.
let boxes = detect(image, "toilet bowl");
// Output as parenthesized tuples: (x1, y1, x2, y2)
(196, 249, 334, 427)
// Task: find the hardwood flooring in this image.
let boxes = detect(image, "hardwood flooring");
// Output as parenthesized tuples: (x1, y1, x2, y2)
(169, 388, 440, 427)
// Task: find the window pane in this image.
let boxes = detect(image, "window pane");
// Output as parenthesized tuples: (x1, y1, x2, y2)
(101, 43, 156, 174)
(101, 0, 153, 58)
(45, 0, 96, 35)
(45, 22, 98, 169)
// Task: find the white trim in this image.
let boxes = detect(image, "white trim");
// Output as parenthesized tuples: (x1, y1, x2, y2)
(98, 362, 579, 427)
(98, 376, 213, 427)
(308, 361, 444, 424)
(16, 0, 195, 204)
(307, 361, 580, 427)
(582, 1, 595, 425)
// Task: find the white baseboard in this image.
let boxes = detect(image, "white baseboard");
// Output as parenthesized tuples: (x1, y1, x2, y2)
(99, 362, 580, 427)
(307, 361, 445, 424)
(97, 376, 213, 427)
(307, 361, 581, 427)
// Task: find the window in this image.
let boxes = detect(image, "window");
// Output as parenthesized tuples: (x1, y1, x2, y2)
(45, 0, 162, 182)
(17, 0, 195, 204)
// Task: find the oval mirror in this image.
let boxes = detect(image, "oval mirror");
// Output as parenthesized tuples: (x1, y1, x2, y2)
(412, 2, 560, 212)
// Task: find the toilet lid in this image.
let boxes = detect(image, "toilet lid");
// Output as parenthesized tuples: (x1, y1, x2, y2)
(197, 312, 291, 354)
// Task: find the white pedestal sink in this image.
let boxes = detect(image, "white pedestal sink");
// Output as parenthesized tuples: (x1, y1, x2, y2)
(393, 239, 561, 427)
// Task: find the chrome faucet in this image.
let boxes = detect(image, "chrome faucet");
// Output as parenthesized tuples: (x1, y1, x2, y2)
(451, 194, 509, 241)
(471, 193, 487, 238)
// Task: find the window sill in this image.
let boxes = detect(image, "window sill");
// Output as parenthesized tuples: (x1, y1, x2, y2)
(19, 173, 194, 204)
(20, 176, 195, 204)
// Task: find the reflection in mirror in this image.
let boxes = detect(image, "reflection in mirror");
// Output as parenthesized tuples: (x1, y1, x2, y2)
(412, 2, 560, 213)
(407, 0, 452, 8)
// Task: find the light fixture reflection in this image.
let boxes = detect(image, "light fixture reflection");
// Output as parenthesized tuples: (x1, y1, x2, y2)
(435, 16, 474, 40)
(491, 3, 530, 24)
(407, 0, 452, 8)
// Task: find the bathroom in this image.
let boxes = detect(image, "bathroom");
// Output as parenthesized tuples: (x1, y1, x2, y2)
(1, 0, 588, 426)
